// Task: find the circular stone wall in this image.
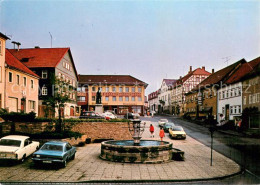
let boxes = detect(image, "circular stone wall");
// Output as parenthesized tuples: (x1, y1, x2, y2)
(100, 140, 173, 163)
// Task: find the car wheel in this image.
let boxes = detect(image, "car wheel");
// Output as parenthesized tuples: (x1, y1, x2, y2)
(20, 154, 26, 163)
(71, 153, 75, 160)
(62, 159, 67, 168)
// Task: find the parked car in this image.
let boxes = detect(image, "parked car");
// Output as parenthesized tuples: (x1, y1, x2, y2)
(0, 135, 39, 162)
(163, 122, 175, 132)
(158, 119, 168, 127)
(132, 113, 140, 118)
(124, 113, 140, 119)
(32, 141, 76, 167)
(79, 111, 104, 119)
(101, 112, 117, 120)
(169, 126, 186, 139)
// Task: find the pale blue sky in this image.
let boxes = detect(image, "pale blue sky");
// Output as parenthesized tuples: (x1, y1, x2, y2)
(1, 0, 259, 94)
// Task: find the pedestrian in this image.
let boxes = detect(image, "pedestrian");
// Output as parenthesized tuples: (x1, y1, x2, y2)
(159, 127, 165, 141)
(149, 124, 154, 138)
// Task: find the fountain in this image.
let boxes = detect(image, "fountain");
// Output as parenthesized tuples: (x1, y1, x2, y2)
(100, 119, 173, 163)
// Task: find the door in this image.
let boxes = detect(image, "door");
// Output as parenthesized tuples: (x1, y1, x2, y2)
(8, 97, 18, 112)
(70, 106, 74, 116)
(21, 99, 26, 112)
(225, 104, 230, 120)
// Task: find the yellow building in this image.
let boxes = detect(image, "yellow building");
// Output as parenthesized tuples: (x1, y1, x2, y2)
(5, 49, 40, 114)
(78, 75, 148, 115)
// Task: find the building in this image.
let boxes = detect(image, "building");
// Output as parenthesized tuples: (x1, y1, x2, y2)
(158, 79, 177, 114)
(9, 47, 79, 118)
(148, 90, 159, 113)
(185, 59, 246, 120)
(0, 33, 9, 109)
(217, 58, 260, 123)
(78, 75, 148, 115)
(241, 57, 260, 129)
(172, 66, 211, 115)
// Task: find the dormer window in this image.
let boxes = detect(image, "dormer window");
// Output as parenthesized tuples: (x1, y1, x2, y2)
(42, 70, 48, 79)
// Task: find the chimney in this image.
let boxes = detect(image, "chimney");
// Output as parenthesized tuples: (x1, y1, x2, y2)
(212, 69, 214, 74)
(35, 46, 40, 49)
(16, 42, 21, 51)
(189, 66, 192, 73)
(202, 66, 205, 70)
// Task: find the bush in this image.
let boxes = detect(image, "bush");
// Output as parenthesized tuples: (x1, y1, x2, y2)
(63, 118, 129, 123)
(0, 109, 36, 122)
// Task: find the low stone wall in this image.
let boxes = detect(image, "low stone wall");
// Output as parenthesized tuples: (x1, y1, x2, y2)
(0, 121, 132, 141)
(70, 122, 132, 141)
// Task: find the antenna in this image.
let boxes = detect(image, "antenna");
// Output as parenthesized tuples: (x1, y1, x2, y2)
(222, 56, 231, 66)
(49, 32, 52, 48)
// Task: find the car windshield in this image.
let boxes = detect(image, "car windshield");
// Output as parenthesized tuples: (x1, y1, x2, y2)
(160, 119, 168, 122)
(0, 139, 21, 147)
(171, 126, 184, 131)
(41, 144, 63, 151)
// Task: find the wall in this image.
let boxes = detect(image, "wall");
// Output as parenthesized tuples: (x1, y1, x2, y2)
(0, 37, 6, 109)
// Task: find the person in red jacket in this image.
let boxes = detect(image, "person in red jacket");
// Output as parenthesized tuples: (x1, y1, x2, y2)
(159, 127, 165, 141)
(149, 124, 154, 138)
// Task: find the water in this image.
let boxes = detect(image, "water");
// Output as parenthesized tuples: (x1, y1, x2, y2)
(105, 140, 169, 146)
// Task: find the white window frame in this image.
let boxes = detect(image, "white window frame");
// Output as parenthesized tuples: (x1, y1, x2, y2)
(42, 86, 47, 95)
(42, 70, 48, 79)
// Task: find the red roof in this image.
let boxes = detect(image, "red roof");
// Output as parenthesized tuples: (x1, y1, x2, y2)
(9, 48, 69, 68)
(5, 49, 39, 78)
(225, 57, 260, 84)
(78, 75, 148, 87)
(175, 67, 211, 87)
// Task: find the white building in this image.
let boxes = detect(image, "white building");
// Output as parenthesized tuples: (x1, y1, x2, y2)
(158, 79, 176, 113)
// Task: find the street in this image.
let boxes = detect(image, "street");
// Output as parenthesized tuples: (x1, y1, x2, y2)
(141, 115, 260, 184)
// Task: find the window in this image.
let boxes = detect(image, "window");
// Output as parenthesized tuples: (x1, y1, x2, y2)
(58, 73, 61, 79)
(230, 89, 233, 97)
(112, 87, 116, 92)
(9, 72, 12, 82)
(92, 96, 95, 101)
(238, 105, 241, 113)
(119, 97, 123, 101)
(23, 77, 27, 86)
(257, 93, 260, 103)
(249, 95, 252, 104)
(219, 92, 221, 100)
(138, 87, 142, 92)
(243, 96, 247, 105)
(29, 100, 35, 110)
(106, 87, 109, 92)
(125, 96, 129, 101)
(238, 88, 241, 96)
(132, 87, 135, 92)
(16, 75, 20, 85)
(92, 87, 96, 92)
(131, 97, 135, 101)
(196, 77, 200, 82)
(63, 61, 66, 68)
(112, 96, 116, 101)
(42, 87, 47, 95)
(138, 97, 142, 101)
(125, 87, 129, 92)
(119, 87, 123, 92)
(31, 80, 34, 89)
(77, 97, 86, 102)
(226, 91, 229, 98)
(230, 106, 233, 114)
(105, 96, 109, 101)
(222, 91, 225, 99)
(222, 107, 225, 114)
(42, 70, 48, 79)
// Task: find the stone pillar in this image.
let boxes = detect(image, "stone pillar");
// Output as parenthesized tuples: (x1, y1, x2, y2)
(95, 104, 103, 115)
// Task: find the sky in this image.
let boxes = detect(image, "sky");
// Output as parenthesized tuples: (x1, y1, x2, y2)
(0, 0, 259, 95)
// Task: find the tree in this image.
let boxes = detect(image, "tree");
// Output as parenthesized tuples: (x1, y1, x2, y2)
(43, 75, 72, 133)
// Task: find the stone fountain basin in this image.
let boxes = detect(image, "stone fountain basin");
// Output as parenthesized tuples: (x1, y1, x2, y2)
(100, 140, 173, 163)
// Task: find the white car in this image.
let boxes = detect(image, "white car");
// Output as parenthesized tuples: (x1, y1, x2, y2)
(158, 119, 168, 127)
(101, 112, 117, 119)
(0, 135, 40, 162)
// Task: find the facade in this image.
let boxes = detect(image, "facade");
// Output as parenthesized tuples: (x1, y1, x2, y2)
(78, 75, 148, 115)
(185, 59, 246, 120)
(172, 66, 211, 115)
(158, 79, 176, 114)
(148, 90, 159, 113)
(9, 48, 79, 118)
(0, 33, 9, 109)
(241, 57, 260, 129)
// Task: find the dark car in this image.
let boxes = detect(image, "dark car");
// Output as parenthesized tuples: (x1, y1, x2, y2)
(163, 122, 175, 132)
(32, 141, 76, 167)
(79, 111, 104, 119)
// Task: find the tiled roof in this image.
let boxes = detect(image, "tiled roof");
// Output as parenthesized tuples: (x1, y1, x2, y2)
(78, 75, 148, 87)
(163, 79, 177, 86)
(175, 67, 211, 87)
(9, 48, 69, 68)
(5, 49, 39, 78)
(225, 57, 260, 84)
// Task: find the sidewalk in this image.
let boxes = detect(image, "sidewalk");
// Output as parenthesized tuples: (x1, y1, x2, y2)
(0, 128, 241, 183)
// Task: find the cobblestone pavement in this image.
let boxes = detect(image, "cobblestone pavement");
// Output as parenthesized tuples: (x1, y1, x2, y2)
(0, 120, 240, 183)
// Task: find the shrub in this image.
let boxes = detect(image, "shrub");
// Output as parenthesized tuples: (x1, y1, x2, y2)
(0, 109, 36, 122)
